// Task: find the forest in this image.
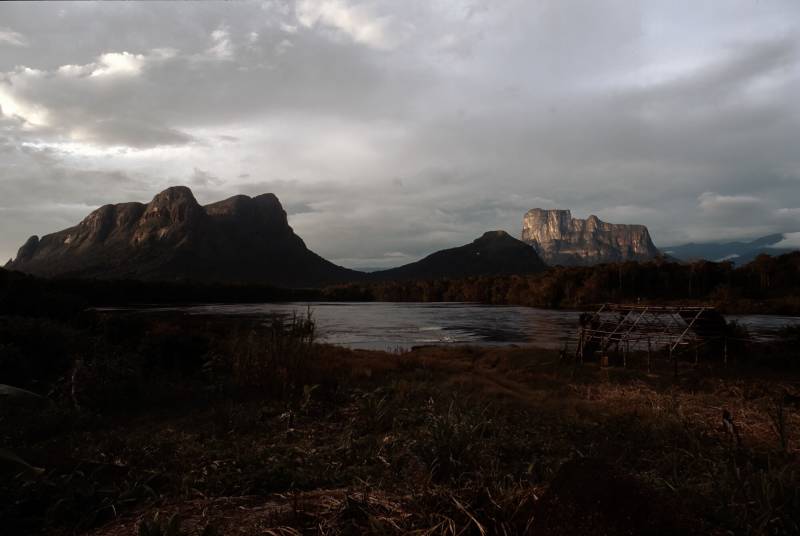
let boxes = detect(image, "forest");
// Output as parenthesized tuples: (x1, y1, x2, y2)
(323, 252, 800, 314)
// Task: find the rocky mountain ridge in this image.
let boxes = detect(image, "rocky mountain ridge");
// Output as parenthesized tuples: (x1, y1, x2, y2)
(8, 189, 674, 285)
(521, 208, 660, 266)
(7, 187, 549, 287)
(6, 186, 360, 287)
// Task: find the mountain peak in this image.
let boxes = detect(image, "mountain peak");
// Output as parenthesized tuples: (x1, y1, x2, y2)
(134, 186, 204, 246)
(254, 192, 280, 204)
(204, 192, 290, 232)
(371, 230, 545, 280)
(147, 185, 199, 210)
(144, 185, 201, 217)
(477, 230, 512, 241)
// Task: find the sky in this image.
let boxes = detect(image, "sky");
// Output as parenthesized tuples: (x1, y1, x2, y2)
(1, 1, 799, 269)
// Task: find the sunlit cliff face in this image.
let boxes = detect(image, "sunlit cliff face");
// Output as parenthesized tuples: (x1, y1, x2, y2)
(522, 209, 659, 266)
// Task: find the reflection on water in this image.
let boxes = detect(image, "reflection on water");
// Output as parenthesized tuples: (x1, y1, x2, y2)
(103, 302, 800, 351)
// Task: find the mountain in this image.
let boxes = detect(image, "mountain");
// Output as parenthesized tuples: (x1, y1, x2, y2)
(6, 188, 551, 287)
(663, 234, 796, 265)
(5, 186, 360, 287)
(370, 230, 546, 280)
(521, 209, 659, 266)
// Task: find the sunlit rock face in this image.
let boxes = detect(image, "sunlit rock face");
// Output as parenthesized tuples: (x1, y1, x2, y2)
(521, 209, 659, 266)
(6, 186, 360, 287)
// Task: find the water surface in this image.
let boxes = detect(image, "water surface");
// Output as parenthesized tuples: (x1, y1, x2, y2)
(102, 302, 800, 351)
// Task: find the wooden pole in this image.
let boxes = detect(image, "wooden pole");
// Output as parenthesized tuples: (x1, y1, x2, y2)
(671, 346, 677, 378)
(624, 339, 629, 368)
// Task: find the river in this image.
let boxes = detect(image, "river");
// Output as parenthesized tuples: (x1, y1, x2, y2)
(101, 302, 800, 351)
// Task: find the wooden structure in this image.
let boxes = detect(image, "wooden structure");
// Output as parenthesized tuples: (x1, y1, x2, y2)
(576, 304, 727, 371)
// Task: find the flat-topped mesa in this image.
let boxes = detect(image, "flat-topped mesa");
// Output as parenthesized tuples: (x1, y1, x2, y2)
(521, 209, 659, 266)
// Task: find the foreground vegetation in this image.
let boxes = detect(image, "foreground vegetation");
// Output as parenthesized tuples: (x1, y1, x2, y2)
(2, 308, 799, 535)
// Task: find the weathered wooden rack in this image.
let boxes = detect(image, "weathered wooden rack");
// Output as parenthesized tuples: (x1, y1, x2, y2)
(575, 303, 729, 373)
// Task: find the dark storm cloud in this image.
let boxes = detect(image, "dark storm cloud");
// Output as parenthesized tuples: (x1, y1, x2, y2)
(1, 0, 799, 266)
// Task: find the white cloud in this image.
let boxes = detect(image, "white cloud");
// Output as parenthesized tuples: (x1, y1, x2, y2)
(0, 48, 188, 146)
(90, 52, 147, 77)
(0, 74, 50, 126)
(58, 49, 175, 79)
(771, 232, 800, 249)
(0, 28, 27, 47)
(57, 64, 92, 77)
(715, 254, 740, 262)
(280, 22, 299, 34)
(296, 0, 395, 50)
(206, 25, 234, 60)
(698, 192, 764, 213)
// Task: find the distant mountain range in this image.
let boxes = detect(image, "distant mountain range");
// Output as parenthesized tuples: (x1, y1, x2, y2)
(8, 186, 796, 286)
(662, 234, 796, 265)
(5, 187, 547, 287)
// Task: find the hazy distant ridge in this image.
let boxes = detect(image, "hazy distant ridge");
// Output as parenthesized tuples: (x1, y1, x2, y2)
(663, 234, 797, 264)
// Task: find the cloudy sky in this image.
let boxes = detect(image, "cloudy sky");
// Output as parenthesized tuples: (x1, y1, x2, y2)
(1, 1, 799, 268)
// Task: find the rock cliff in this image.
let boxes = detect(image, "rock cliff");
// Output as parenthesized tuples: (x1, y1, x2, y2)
(521, 209, 659, 266)
(6, 186, 360, 287)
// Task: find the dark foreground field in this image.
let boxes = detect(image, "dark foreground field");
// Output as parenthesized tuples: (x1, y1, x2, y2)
(2, 313, 799, 535)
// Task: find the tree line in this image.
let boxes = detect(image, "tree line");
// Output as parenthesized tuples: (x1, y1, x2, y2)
(2, 252, 799, 316)
(322, 252, 800, 314)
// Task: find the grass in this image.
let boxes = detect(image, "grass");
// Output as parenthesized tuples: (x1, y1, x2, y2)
(1, 313, 799, 535)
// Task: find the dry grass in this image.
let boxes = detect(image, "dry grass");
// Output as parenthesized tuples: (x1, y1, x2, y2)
(3, 316, 799, 535)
